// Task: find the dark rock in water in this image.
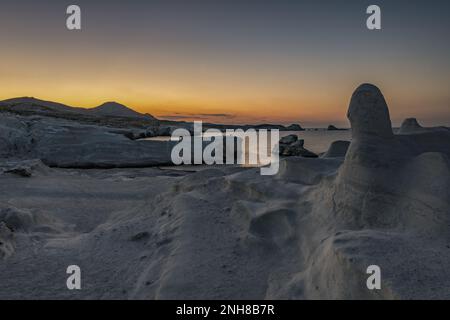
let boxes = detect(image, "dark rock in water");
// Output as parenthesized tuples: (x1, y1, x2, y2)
(289, 140, 305, 149)
(327, 125, 340, 131)
(278, 134, 315, 157)
(282, 145, 317, 158)
(322, 140, 350, 158)
(347, 83, 393, 139)
(279, 134, 298, 145)
(279, 139, 316, 158)
(285, 124, 305, 131)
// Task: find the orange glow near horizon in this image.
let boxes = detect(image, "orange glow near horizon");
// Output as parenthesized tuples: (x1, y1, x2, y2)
(1, 80, 449, 127)
(2, 44, 449, 127)
(1, 1, 449, 127)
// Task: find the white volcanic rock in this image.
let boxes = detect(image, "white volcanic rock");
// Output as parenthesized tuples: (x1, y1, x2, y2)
(0, 114, 173, 168)
(1, 159, 50, 177)
(31, 121, 173, 168)
(336, 84, 450, 230)
(398, 117, 449, 135)
(322, 140, 350, 158)
(0, 114, 32, 158)
(347, 83, 393, 139)
(0, 222, 14, 260)
(399, 118, 423, 134)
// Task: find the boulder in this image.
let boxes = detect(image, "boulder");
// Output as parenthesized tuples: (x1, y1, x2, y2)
(0, 207, 34, 232)
(279, 134, 298, 145)
(281, 141, 317, 158)
(327, 125, 339, 131)
(278, 135, 316, 157)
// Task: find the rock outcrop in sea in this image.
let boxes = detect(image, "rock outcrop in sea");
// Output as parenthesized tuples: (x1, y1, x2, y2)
(327, 125, 340, 130)
(278, 134, 318, 158)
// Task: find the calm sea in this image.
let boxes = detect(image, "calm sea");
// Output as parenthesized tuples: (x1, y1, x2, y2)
(144, 129, 352, 154)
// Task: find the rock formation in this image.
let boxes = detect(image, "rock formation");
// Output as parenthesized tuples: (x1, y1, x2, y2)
(322, 140, 350, 158)
(327, 125, 339, 130)
(0, 113, 174, 168)
(278, 135, 317, 158)
(399, 118, 423, 134)
(347, 83, 393, 139)
(285, 124, 305, 131)
(0, 84, 449, 299)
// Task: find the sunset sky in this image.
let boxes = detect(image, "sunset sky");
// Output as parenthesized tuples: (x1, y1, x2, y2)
(0, 0, 449, 127)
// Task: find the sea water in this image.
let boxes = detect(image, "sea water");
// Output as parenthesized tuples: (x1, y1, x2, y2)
(143, 129, 352, 154)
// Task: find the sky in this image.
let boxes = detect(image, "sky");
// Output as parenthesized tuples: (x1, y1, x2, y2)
(0, 0, 449, 127)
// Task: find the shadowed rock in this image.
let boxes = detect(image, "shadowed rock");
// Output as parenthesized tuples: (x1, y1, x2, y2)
(327, 125, 339, 131)
(347, 83, 393, 139)
(279, 134, 298, 145)
(285, 124, 305, 131)
(278, 135, 317, 158)
(322, 140, 350, 158)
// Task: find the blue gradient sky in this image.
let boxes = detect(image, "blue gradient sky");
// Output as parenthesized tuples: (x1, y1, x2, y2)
(0, 0, 449, 126)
